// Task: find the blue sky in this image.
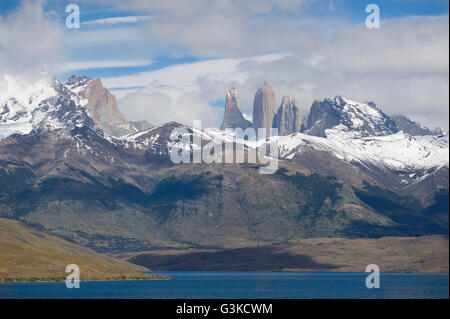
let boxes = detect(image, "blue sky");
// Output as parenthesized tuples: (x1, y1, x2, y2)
(1, 0, 449, 18)
(0, 0, 448, 129)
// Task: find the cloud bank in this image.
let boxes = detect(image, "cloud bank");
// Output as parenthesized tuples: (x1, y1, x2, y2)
(1, 0, 448, 130)
(0, 0, 64, 78)
(101, 2, 448, 129)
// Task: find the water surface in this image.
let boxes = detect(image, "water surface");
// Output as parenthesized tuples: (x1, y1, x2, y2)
(0, 272, 447, 299)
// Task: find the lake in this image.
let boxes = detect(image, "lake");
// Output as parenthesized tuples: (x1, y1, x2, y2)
(0, 272, 448, 299)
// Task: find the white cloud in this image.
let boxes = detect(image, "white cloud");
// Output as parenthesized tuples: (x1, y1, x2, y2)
(81, 15, 154, 25)
(119, 87, 222, 128)
(87, 1, 448, 129)
(57, 59, 153, 73)
(104, 0, 314, 17)
(103, 53, 289, 89)
(110, 88, 142, 99)
(111, 13, 448, 130)
(103, 53, 291, 126)
(0, 0, 65, 78)
(1, 1, 447, 130)
(63, 26, 146, 47)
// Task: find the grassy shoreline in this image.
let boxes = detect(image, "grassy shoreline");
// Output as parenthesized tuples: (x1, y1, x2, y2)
(0, 218, 170, 283)
(0, 274, 170, 283)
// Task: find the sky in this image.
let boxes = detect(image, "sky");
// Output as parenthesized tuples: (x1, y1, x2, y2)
(0, 0, 448, 129)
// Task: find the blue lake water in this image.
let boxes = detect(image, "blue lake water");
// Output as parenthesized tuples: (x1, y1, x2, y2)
(0, 272, 448, 299)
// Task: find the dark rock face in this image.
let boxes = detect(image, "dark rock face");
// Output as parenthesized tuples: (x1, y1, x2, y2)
(305, 99, 341, 137)
(273, 96, 302, 136)
(252, 82, 277, 135)
(306, 96, 398, 137)
(391, 115, 442, 136)
(220, 87, 252, 130)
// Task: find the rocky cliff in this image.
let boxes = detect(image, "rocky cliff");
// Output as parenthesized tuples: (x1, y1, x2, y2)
(220, 87, 252, 130)
(0, 75, 145, 139)
(273, 96, 302, 135)
(252, 82, 277, 136)
(80, 77, 134, 136)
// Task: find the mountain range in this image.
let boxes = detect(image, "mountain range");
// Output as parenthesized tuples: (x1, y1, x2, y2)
(0, 75, 448, 253)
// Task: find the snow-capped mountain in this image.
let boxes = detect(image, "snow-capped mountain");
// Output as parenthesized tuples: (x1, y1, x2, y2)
(274, 128, 449, 171)
(0, 75, 144, 139)
(0, 77, 448, 252)
(0, 75, 447, 200)
(31, 77, 97, 134)
(121, 121, 448, 194)
(0, 75, 58, 138)
(170, 125, 446, 205)
(306, 96, 398, 137)
(106, 90, 449, 185)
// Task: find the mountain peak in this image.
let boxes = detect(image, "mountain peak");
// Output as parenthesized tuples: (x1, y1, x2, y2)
(253, 81, 277, 135)
(332, 95, 346, 105)
(220, 86, 251, 130)
(80, 77, 129, 135)
(273, 95, 302, 136)
(281, 95, 290, 103)
(67, 75, 91, 85)
(227, 86, 239, 99)
(0, 75, 143, 140)
(306, 96, 398, 137)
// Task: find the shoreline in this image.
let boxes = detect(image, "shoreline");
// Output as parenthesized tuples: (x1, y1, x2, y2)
(0, 274, 170, 283)
(1, 271, 447, 284)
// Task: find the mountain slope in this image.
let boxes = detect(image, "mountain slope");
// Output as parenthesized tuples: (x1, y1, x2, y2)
(391, 114, 442, 136)
(126, 235, 449, 273)
(0, 217, 165, 282)
(0, 134, 395, 252)
(269, 130, 449, 205)
(0, 122, 447, 252)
